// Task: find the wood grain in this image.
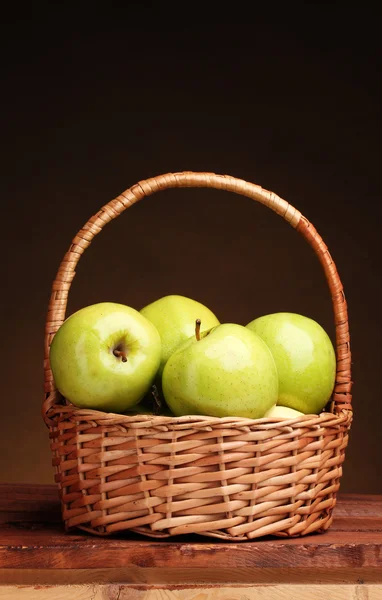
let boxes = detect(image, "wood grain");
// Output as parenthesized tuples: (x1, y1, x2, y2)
(1, 484, 381, 587)
(1, 584, 382, 599)
(0, 483, 60, 523)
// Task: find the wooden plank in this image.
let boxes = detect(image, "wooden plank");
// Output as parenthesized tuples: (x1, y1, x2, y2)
(0, 566, 381, 586)
(331, 517, 382, 532)
(0, 484, 381, 586)
(1, 521, 381, 570)
(1, 584, 382, 599)
(0, 484, 61, 523)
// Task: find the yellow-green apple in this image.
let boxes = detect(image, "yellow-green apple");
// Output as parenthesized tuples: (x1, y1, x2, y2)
(162, 321, 278, 419)
(264, 405, 304, 418)
(140, 294, 220, 376)
(49, 302, 161, 413)
(246, 312, 336, 414)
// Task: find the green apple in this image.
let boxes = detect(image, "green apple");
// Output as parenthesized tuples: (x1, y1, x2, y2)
(140, 294, 220, 376)
(246, 312, 336, 415)
(264, 405, 304, 418)
(162, 322, 278, 419)
(49, 302, 161, 413)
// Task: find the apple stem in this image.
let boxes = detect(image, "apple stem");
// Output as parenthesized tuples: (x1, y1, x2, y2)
(195, 318, 201, 341)
(113, 349, 127, 362)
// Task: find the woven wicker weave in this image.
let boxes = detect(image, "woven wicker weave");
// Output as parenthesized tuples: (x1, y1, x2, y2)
(43, 171, 352, 541)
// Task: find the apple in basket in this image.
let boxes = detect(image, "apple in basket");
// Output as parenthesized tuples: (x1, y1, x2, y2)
(264, 405, 304, 418)
(49, 302, 161, 413)
(246, 312, 336, 415)
(140, 294, 220, 378)
(162, 320, 279, 419)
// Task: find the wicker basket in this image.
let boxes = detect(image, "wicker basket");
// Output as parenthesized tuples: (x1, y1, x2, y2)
(43, 171, 352, 541)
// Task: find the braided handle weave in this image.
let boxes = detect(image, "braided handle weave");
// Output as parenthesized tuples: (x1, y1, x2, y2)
(43, 172, 352, 424)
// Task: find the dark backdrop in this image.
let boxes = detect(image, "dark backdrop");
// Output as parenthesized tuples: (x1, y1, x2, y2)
(1, 5, 381, 492)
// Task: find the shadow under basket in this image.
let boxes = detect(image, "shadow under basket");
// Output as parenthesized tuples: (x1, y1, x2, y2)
(43, 171, 353, 541)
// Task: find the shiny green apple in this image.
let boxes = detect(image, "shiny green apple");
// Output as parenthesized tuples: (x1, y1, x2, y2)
(140, 294, 220, 376)
(162, 322, 279, 419)
(246, 312, 336, 414)
(264, 405, 304, 418)
(50, 302, 161, 413)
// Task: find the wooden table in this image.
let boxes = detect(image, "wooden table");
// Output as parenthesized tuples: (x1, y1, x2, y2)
(0, 484, 381, 599)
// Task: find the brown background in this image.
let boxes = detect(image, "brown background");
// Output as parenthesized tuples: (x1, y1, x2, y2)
(1, 6, 381, 492)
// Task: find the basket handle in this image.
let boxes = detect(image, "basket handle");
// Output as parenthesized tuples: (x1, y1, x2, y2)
(43, 171, 352, 424)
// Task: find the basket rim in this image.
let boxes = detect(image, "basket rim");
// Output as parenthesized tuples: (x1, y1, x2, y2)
(46, 401, 353, 431)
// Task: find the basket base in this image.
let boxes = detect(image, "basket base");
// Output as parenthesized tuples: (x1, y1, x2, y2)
(48, 406, 351, 542)
(71, 511, 335, 542)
